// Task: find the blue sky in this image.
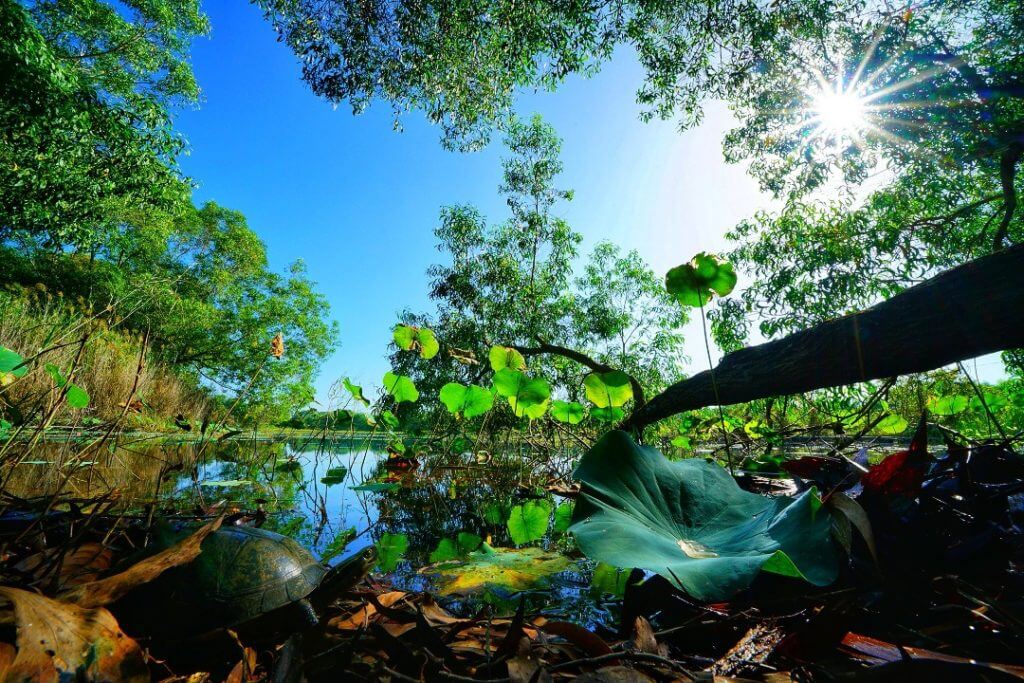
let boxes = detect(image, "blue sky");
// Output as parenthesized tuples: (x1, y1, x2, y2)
(175, 3, 1002, 404)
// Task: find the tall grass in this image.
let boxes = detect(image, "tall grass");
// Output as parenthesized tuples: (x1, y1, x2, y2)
(0, 285, 208, 427)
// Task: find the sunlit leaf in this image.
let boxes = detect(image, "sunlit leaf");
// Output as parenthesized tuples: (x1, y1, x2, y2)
(507, 499, 551, 545)
(929, 394, 968, 415)
(383, 371, 419, 403)
(439, 382, 494, 418)
(969, 392, 1008, 413)
(375, 532, 409, 572)
(553, 501, 574, 533)
(489, 345, 527, 372)
(0, 346, 28, 378)
(492, 368, 550, 418)
(583, 371, 633, 408)
(671, 435, 691, 449)
(342, 377, 370, 407)
(665, 252, 737, 307)
(874, 413, 908, 435)
(393, 324, 440, 359)
(570, 431, 839, 601)
(44, 363, 90, 409)
(425, 543, 570, 595)
(551, 400, 585, 424)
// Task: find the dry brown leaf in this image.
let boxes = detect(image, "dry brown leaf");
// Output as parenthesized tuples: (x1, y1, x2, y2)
(0, 586, 148, 682)
(329, 591, 407, 631)
(225, 646, 257, 683)
(542, 621, 613, 658)
(576, 667, 656, 683)
(58, 542, 115, 588)
(632, 617, 665, 656)
(58, 516, 223, 609)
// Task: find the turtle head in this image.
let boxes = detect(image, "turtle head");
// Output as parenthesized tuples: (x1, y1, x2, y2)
(309, 545, 377, 609)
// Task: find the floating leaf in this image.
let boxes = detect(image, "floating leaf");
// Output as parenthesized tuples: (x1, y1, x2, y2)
(507, 499, 551, 545)
(44, 363, 89, 409)
(0, 346, 28, 378)
(489, 345, 527, 372)
(439, 382, 494, 418)
(583, 371, 633, 408)
(393, 324, 439, 359)
(320, 466, 348, 486)
(343, 377, 371, 407)
(570, 431, 839, 601)
(383, 371, 419, 403)
(375, 532, 409, 572)
(200, 479, 253, 488)
(551, 400, 585, 425)
(665, 252, 738, 307)
(425, 544, 570, 595)
(929, 394, 969, 415)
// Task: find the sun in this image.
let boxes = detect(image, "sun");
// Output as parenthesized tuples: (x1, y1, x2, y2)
(811, 86, 867, 138)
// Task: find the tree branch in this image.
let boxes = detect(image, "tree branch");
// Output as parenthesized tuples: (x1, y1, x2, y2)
(622, 244, 1024, 433)
(511, 339, 646, 408)
(994, 143, 1022, 249)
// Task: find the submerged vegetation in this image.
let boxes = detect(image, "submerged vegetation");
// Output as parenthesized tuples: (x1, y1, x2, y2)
(2, 0, 1024, 680)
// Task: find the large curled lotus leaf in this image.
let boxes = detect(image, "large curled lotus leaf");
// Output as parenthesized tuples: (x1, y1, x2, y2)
(569, 431, 839, 601)
(439, 382, 494, 418)
(489, 345, 527, 372)
(383, 371, 419, 403)
(424, 543, 571, 595)
(583, 371, 633, 408)
(551, 400, 585, 425)
(665, 252, 738, 307)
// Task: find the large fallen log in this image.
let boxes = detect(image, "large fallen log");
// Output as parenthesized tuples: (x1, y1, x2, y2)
(623, 244, 1024, 432)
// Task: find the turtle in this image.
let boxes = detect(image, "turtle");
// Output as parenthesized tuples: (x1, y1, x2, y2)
(113, 523, 377, 641)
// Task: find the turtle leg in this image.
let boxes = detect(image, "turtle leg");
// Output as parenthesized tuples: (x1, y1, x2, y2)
(295, 598, 318, 627)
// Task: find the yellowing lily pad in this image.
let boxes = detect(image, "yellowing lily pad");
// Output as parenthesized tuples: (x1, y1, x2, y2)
(424, 544, 571, 595)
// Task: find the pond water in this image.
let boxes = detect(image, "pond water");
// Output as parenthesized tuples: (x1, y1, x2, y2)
(5, 435, 621, 628)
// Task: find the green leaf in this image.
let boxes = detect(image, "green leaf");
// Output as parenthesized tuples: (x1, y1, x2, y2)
(665, 252, 738, 307)
(671, 435, 691, 449)
(874, 413, 908, 435)
(929, 394, 969, 415)
(482, 502, 509, 525)
(590, 406, 624, 423)
(383, 371, 419, 403)
(43, 364, 89, 409)
(969, 392, 1008, 413)
(201, 479, 253, 488)
(492, 369, 550, 418)
(393, 324, 440, 359)
(0, 347, 28, 378)
(425, 543, 570, 595)
(489, 345, 527, 372)
(569, 431, 839, 601)
(550, 400, 585, 425)
(553, 501, 574, 533)
(375, 532, 409, 572)
(320, 466, 349, 486)
(590, 563, 630, 597)
(429, 532, 483, 562)
(439, 382, 494, 418)
(507, 499, 551, 545)
(379, 410, 400, 430)
(583, 371, 633, 408)
(320, 527, 358, 563)
(0, 419, 10, 439)
(343, 378, 371, 407)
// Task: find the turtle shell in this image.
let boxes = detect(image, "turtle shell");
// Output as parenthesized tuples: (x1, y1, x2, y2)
(139, 524, 328, 633)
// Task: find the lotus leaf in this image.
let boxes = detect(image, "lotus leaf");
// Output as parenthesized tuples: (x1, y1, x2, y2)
(590, 406, 624, 422)
(569, 431, 839, 601)
(507, 499, 551, 545)
(375, 532, 409, 572)
(929, 394, 969, 415)
(426, 543, 571, 595)
(489, 345, 527, 371)
(393, 324, 440, 359)
(0, 346, 28, 378)
(383, 372, 419, 403)
(551, 400, 585, 424)
(492, 368, 550, 418)
(439, 382, 494, 418)
(665, 252, 737, 307)
(342, 377, 371, 406)
(583, 371, 633, 408)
